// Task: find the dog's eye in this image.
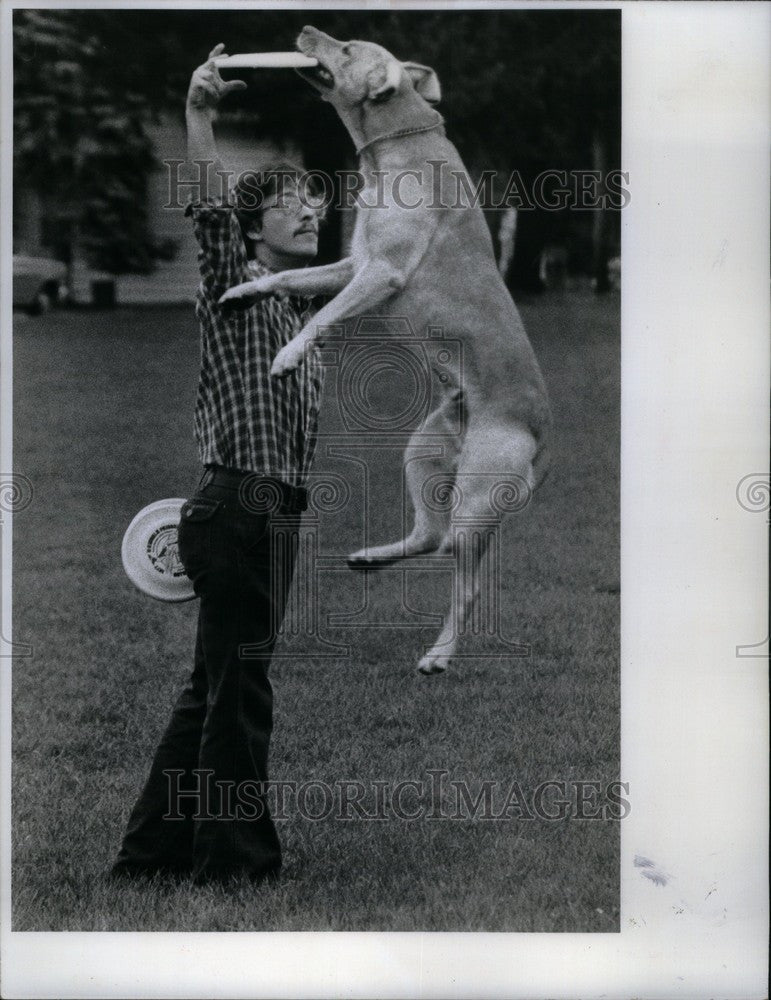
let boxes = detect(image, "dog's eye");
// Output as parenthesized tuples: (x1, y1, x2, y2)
(342, 44, 351, 56)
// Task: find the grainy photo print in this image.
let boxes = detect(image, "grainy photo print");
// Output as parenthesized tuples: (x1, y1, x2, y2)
(10, 7, 622, 934)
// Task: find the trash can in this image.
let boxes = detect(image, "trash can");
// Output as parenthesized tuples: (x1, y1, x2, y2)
(91, 279, 116, 309)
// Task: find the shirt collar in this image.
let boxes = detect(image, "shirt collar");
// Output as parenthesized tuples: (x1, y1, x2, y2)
(247, 259, 274, 277)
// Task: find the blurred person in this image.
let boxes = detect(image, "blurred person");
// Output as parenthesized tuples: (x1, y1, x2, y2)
(111, 44, 324, 886)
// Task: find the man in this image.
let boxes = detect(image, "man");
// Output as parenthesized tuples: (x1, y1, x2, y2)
(111, 44, 324, 885)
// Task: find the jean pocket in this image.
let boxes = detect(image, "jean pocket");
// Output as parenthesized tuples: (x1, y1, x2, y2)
(236, 509, 272, 555)
(177, 496, 221, 576)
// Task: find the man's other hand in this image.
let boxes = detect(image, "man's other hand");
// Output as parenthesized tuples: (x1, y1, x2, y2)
(187, 43, 247, 115)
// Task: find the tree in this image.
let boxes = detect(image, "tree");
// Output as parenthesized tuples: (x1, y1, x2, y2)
(14, 9, 621, 286)
(13, 10, 167, 286)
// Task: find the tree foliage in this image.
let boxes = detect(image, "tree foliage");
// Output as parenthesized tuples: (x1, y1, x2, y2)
(14, 10, 165, 275)
(131, 8, 620, 177)
(14, 9, 620, 281)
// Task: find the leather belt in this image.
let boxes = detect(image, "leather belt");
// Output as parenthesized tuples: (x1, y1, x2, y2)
(201, 465, 308, 513)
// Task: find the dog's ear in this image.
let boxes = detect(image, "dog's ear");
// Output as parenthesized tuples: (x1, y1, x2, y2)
(402, 61, 441, 104)
(367, 59, 403, 103)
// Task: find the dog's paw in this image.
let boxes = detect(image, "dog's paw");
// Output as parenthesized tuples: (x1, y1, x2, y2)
(218, 276, 277, 307)
(271, 337, 309, 377)
(347, 544, 401, 570)
(417, 651, 452, 675)
(347, 549, 377, 569)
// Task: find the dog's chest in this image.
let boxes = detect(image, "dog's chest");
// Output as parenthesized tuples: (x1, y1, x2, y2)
(349, 182, 383, 260)
(349, 174, 427, 261)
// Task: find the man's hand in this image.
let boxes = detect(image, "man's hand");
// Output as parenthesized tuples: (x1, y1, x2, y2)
(187, 43, 246, 116)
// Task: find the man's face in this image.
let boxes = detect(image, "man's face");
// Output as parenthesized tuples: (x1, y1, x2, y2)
(250, 184, 319, 262)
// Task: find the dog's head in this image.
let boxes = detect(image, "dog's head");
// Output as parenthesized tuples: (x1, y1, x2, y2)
(296, 26, 441, 109)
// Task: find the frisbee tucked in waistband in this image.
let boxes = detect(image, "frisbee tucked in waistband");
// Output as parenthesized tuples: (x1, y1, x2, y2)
(121, 499, 195, 603)
(214, 52, 319, 69)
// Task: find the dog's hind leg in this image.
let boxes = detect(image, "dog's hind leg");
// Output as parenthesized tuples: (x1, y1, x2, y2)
(347, 391, 463, 569)
(417, 420, 537, 675)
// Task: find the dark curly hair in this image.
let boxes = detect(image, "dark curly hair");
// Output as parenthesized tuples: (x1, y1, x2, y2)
(234, 161, 325, 258)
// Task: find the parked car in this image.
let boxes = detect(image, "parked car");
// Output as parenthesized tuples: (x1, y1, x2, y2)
(13, 254, 68, 314)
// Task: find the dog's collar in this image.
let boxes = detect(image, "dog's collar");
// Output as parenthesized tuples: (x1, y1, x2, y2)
(355, 115, 446, 157)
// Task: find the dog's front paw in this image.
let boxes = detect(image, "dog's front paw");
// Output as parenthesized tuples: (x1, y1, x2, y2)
(218, 275, 278, 307)
(271, 335, 311, 377)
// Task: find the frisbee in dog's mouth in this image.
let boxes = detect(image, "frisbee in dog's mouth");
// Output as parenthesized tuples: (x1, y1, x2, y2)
(296, 56, 335, 89)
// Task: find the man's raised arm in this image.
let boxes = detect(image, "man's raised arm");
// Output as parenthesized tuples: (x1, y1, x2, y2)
(185, 42, 246, 191)
(184, 44, 249, 300)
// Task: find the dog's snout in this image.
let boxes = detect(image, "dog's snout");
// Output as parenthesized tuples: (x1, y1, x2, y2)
(298, 25, 321, 43)
(298, 25, 338, 47)
(296, 26, 314, 51)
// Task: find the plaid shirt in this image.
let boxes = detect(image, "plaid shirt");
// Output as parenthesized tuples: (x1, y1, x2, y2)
(185, 200, 324, 486)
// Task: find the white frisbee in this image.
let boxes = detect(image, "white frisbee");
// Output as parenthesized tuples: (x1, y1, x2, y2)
(214, 52, 319, 69)
(121, 499, 195, 603)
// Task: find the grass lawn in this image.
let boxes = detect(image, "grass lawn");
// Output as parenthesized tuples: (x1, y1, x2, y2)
(12, 292, 620, 931)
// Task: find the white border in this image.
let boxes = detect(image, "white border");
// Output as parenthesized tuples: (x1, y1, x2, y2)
(1, 2, 768, 998)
